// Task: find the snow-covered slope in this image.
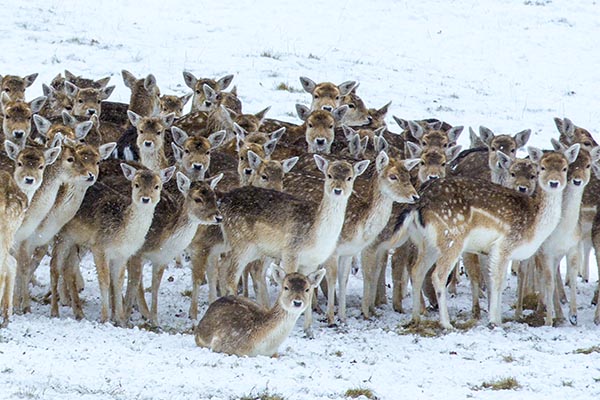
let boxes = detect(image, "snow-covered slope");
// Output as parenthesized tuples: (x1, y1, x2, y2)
(1, 0, 600, 399)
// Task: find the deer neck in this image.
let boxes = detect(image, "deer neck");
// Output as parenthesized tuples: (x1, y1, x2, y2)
(553, 184, 585, 239)
(309, 189, 351, 247)
(139, 148, 168, 172)
(490, 165, 509, 186)
(257, 300, 303, 355)
(15, 164, 67, 243)
(529, 186, 564, 243)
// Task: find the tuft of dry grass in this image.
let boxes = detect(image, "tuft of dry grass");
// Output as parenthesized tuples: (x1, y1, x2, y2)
(574, 345, 600, 355)
(275, 82, 303, 93)
(236, 389, 285, 400)
(345, 388, 378, 399)
(473, 377, 521, 391)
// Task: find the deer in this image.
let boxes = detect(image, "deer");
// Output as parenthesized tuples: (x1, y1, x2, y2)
(218, 155, 369, 337)
(122, 70, 161, 117)
(63, 81, 115, 118)
(0, 73, 38, 101)
(391, 144, 580, 329)
(32, 112, 95, 146)
(195, 264, 325, 357)
(299, 76, 357, 112)
(50, 70, 111, 91)
(40, 84, 74, 119)
(182, 71, 234, 113)
(160, 93, 193, 117)
(170, 126, 226, 180)
(1, 93, 47, 149)
(54, 163, 175, 325)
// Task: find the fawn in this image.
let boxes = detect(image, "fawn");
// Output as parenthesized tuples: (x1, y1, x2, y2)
(1, 93, 47, 149)
(160, 93, 193, 117)
(63, 81, 115, 118)
(182, 71, 234, 113)
(299, 76, 357, 112)
(122, 70, 161, 117)
(0, 73, 38, 101)
(392, 144, 580, 329)
(195, 264, 325, 357)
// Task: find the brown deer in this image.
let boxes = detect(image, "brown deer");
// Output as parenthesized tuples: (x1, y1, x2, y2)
(287, 104, 348, 154)
(126, 110, 176, 171)
(182, 71, 234, 113)
(32, 113, 94, 145)
(0, 73, 38, 101)
(63, 81, 115, 118)
(299, 76, 357, 112)
(392, 144, 580, 329)
(219, 155, 369, 336)
(1, 93, 47, 148)
(195, 265, 325, 356)
(170, 126, 226, 180)
(54, 163, 175, 325)
(160, 93, 193, 117)
(51, 70, 111, 90)
(40, 84, 74, 119)
(122, 70, 161, 117)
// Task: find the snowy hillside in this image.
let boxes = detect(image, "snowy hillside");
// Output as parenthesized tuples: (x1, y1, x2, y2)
(1, 0, 600, 399)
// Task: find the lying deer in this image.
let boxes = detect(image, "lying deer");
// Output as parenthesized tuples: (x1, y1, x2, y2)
(195, 264, 325, 357)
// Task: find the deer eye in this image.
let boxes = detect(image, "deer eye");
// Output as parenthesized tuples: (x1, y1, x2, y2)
(78, 99, 83, 104)
(313, 95, 319, 99)
(530, 175, 536, 179)
(5, 115, 10, 120)
(329, 125, 333, 129)
(327, 174, 333, 179)
(491, 147, 496, 152)
(346, 176, 352, 181)
(511, 173, 516, 177)
(586, 164, 591, 168)
(38, 164, 44, 170)
(305, 288, 309, 292)
(195, 90, 201, 94)
(184, 149, 190, 154)
(154, 185, 159, 189)
(67, 157, 74, 163)
(4, 88, 9, 92)
(17, 162, 23, 167)
(562, 167, 567, 172)
(284, 286, 289, 291)
(139, 130, 144, 134)
(194, 198, 203, 203)
(135, 183, 140, 188)
(348, 104, 355, 109)
(206, 151, 210, 155)
(389, 174, 398, 181)
(420, 160, 425, 166)
(541, 167, 546, 171)
(261, 175, 268, 180)
(240, 156, 245, 161)
(584, 141, 592, 147)
(511, 149, 515, 153)
(308, 123, 314, 128)
(441, 162, 446, 167)
(65, 106, 72, 111)
(443, 143, 448, 148)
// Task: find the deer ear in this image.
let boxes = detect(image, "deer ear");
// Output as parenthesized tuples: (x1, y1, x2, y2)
(217, 74, 234, 91)
(4, 140, 20, 161)
(271, 263, 287, 287)
(64, 81, 79, 97)
(563, 143, 580, 165)
(514, 129, 531, 149)
(162, 113, 175, 128)
(29, 96, 47, 114)
(171, 143, 183, 162)
(33, 115, 52, 135)
(122, 70, 137, 89)
(376, 101, 391, 116)
(469, 127, 485, 148)
(44, 146, 62, 166)
(176, 171, 191, 194)
(120, 163, 137, 181)
(348, 134, 361, 155)
(376, 136, 389, 153)
(254, 106, 271, 121)
(127, 110, 142, 128)
(376, 151, 390, 173)
(160, 165, 177, 183)
(563, 118, 576, 137)
(446, 126, 463, 143)
(405, 141, 422, 158)
(61, 111, 77, 126)
(550, 138, 566, 152)
(263, 139, 277, 158)
(527, 147, 544, 163)
(342, 125, 356, 141)
(408, 121, 424, 139)
(496, 151, 512, 171)
(95, 76, 111, 88)
(590, 147, 600, 164)
(180, 92, 193, 107)
(332, 105, 348, 122)
(299, 76, 316, 94)
(233, 123, 246, 140)
(393, 116, 409, 130)
(314, 154, 329, 173)
(75, 121, 94, 139)
(269, 127, 286, 142)
(247, 150, 262, 170)
(170, 127, 189, 146)
(208, 130, 226, 148)
(209, 173, 223, 190)
(23, 73, 38, 87)
(182, 71, 197, 89)
(353, 159, 370, 177)
(307, 268, 326, 288)
(282, 156, 299, 174)
(295, 104, 310, 121)
(338, 81, 357, 96)
(445, 145, 463, 163)
(144, 74, 157, 91)
(404, 158, 421, 172)
(100, 85, 115, 100)
(360, 135, 369, 152)
(479, 126, 495, 147)
(98, 142, 117, 160)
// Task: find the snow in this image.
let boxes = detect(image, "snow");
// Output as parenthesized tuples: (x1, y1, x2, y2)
(2, 0, 600, 399)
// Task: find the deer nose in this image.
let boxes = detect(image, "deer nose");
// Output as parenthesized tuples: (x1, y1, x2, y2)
(13, 130, 25, 139)
(428, 175, 439, 180)
(573, 179, 582, 186)
(316, 138, 326, 146)
(333, 188, 342, 196)
(321, 105, 333, 112)
(141, 197, 151, 204)
(144, 141, 153, 147)
(411, 194, 420, 202)
(86, 172, 95, 182)
(214, 215, 223, 223)
(518, 186, 528, 193)
(204, 101, 212, 108)
(292, 300, 303, 308)
(193, 163, 203, 171)
(87, 109, 96, 115)
(549, 181, 559, 189)
(244, 168, 252, 175)
(24, 177, 35, 185)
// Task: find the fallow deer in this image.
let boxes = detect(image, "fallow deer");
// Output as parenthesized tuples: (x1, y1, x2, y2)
(195, 265, 325, 357)
(125, 110, 176, 171)
(182, 71, 234, 113)
(63, 81, 115, 118)
(299, 76, 357, 112)
(1, 93, 47, 148)
(170, 126, 226, 180)
(122, 70, 161, 117)
(0, 73, 38, 101)
(160, 93, 193, 117)
(40, 84, 73, 119)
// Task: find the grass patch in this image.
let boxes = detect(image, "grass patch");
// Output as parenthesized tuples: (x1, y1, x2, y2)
(397, 318, 478, 338)
(180, 289, 193, 298)
(502, 354, 515, 363)
(260, 51, 281, 60)
(275, 82, 303, 93)
(562, 380, 573, 387)
(308, 53, 320, 60)
(345, 388, 377, 399)
(473, 377, 521, 391)
(236, 388, 285, 400)
(574, 345, 600, 355)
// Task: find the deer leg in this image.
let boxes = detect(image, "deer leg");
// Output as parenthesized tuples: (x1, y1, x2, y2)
(324, 255, 337, 326)
(410, 242, 438, 325)
(430, 246, 463, 330)
(124, 257, 142, 318)
(65, 247, 85, 321)
(92, 250, 110, 323)
(338, 255, 352, 324)
(566, 245, 580, 325)
(361, 245, 378, 318)
(555, 267, 567, 305)
(463, 253, 481, 320)
(150, 263, 166, 326)
(1, 255, 16, 328)
(111, 259, 128, 327)
(487, 246, 509, 327)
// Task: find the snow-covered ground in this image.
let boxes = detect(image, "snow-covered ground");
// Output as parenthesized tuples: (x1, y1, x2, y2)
(2, 0, 600, 399)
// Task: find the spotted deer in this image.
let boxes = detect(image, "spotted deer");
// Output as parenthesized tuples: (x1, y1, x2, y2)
(1, 93, 47, 148)
(32, 113, 94, 146)
(182, 71, 234, 113)
(0, 73, 38, 101)
(63, 81, 115, 118)
(40, 84, 74, 119)
(392, 144, 580, 329)
(122, 70, 161, 117)
(55, 163, 175, 325)
(170, 126, 226, 180)
(195, 265, 325, 357)
(225, 106, 271, 134)
(285, 104, 348, 154)
(219, 156, 369, 336)
(160, 93, 193, 117)
(51, 70, 111, 90)
(299, 76, 357, 112)
(126, 111, 176, 171)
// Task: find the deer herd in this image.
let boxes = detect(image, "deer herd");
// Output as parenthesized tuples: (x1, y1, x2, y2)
(0, 69, 599, 357)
